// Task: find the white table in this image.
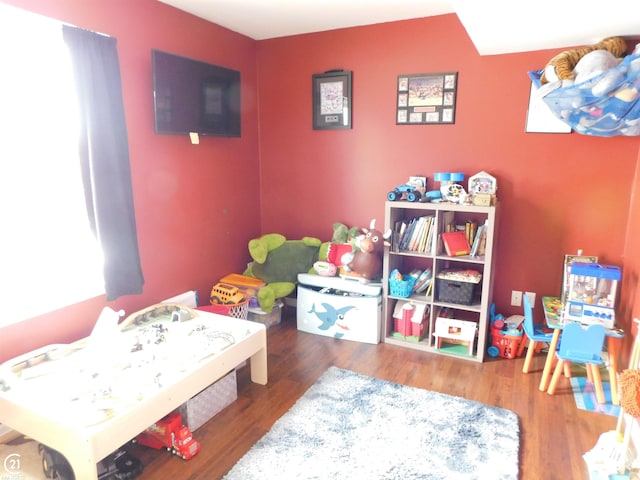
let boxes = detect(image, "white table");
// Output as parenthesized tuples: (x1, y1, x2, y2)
(0, 309, 267, 479)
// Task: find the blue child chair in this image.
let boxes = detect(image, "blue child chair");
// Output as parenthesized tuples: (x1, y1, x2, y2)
(520, 294, 555, 373)
(546, 322, 607, 404)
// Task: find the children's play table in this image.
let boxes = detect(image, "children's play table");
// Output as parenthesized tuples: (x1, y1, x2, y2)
(0, 308, 267, 479)
(539, 296, 624, 403)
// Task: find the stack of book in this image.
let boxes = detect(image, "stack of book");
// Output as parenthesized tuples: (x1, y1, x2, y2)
(394, 216, 436, 253)
(407, 268, 434, 297)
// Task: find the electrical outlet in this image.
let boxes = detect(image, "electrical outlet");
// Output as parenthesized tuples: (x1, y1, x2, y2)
(525, 291, 536, 307)
(511, 290, 522, 307)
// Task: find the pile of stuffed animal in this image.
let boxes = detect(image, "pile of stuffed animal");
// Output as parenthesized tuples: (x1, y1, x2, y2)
(534, 36, 640, 136)
(243, 220, 390, 312)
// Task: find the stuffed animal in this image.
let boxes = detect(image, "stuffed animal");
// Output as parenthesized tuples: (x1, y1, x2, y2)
(244, 233, 322, 312)
(341, 219, 391, 282)
(315, 222, 360, 276)
(540, 36, 627, 85)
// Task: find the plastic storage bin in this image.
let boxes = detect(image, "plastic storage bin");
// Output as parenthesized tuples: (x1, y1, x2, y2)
(389, 275, 416, 298)
(488, 326, 522, 359)
(247, 301, 283, 328)
(196, 301, 249, 320)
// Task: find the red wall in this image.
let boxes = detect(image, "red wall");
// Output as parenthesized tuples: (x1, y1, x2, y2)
(0, 0, 261, 362)
(2, 3, 640, 365)
(256, 16, 640, 340)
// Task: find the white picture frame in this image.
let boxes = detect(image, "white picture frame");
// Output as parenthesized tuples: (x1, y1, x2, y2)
(525, 81, 571, 134)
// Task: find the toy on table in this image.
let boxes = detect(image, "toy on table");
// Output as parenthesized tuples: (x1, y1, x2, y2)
(565, 262, 621, 328)
(341, 219, 391, 282)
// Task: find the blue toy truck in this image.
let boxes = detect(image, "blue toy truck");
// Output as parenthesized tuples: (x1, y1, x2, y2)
(387, 184, 422, 202)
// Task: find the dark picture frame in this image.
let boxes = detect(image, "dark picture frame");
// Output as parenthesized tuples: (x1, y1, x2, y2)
(312, 70, 352, 130)
(396, 72, 458, 125)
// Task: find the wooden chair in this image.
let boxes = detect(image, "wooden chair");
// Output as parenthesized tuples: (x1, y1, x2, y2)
(520, 294, 555, 373)
(547, 322, 607, 404)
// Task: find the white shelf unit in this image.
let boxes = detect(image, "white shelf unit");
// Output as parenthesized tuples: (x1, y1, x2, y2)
(382, 201, 499, 362)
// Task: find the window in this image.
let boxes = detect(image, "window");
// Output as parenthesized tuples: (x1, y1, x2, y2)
(0, 5, 104, 326)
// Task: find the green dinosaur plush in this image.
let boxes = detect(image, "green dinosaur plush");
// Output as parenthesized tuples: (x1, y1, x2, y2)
(244, 233, 322, 312)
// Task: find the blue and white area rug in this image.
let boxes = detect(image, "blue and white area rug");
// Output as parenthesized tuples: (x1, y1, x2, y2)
(224, 367, 519, 479)
(570, 377, 621, 417)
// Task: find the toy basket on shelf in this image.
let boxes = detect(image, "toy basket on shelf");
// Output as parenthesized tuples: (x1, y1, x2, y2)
(528, 52, 640, 137)
(389, 275, 416, 298)
(197, 300, 249, 320)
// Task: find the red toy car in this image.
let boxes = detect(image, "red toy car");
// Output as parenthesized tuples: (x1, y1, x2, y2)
(135, 411, 200, 460)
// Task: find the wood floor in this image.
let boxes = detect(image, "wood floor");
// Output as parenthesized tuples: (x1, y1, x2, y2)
(131, 307, 616, 479)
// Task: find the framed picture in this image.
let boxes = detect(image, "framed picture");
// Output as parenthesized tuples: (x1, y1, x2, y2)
(561, 253, 598, 305)
(525, 81, 572, 133)
(312, 70, 352, 130)
(396, 72, 458, 125)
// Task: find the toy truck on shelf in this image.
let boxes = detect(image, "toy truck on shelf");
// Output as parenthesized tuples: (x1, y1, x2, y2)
(134, 411, 201, 460)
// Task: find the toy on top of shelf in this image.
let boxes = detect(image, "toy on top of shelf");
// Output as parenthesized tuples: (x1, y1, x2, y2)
(387, 183, 422, 202)
(341, 219, 391, 282)
(434, 172, 467, 204)
(386, 176, 427, 202)
(468, 171, 497, 206)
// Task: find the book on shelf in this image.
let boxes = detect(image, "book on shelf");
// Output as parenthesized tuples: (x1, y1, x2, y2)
(417, 216, 433, 253)
(398, 215, 435, 252)
(470, 220, 488, 257)
(465, 220, 477, 245)
(408, 217, 426, 251)
(441, 230, 471, 256)
(412, 268, 432, 294)
(424, 277, 434, 297)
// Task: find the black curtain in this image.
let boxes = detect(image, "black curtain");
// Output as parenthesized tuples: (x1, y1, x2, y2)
(62, 26, 144, 300)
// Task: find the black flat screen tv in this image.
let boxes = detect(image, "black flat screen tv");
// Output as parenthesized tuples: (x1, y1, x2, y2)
(152, 49, 241, 137)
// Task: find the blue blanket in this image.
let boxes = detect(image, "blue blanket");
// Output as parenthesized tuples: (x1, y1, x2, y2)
(530, 53, 640, 137)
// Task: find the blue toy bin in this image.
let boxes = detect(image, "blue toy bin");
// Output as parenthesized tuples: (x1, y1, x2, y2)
(389, 275, 416, 298)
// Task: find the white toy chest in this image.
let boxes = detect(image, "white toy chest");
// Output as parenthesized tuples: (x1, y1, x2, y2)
(296, 273, 382, 344)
